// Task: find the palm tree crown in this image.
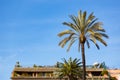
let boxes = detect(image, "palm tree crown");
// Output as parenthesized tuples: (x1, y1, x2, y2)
(58, 10, 108, 51)
(56, 57, 82, 80)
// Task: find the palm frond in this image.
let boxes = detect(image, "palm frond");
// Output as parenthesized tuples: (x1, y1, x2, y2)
(78, 10, 86, 33)
(81, 11, 87, 32)
(69, 15, 81, 32)
(90, 22, 106, 32)
(94, 32, 109, 39)
(59, 33, 75, 48)
(95, 36, 107, 46)
(86, 12, 95, 24)
(83, 11, 87, 24)
(87, 29, 95, 35)
(63, 22, 78, 32)
(99, 33, 109, 38)
(86, 40, 90, 48)
(90, 38, 100, 49)
(78, 10, 82, 24)
(87, 18, 98, 29)
(59, 37, 70, 48)
(67, 38, 76, 52)
(94, 33, 102, 38)
(58, 30, 74, 37)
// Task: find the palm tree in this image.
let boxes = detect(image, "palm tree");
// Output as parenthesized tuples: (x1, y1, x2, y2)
(58, 10, 109, 80)
(99, 62, 111, 80)
(55, 57, 82, 80)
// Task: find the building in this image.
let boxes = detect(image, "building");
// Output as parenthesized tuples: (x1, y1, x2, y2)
(11, 65, 109, 80)
(11, 66, 63, 80)
(108, 69, 120, 80)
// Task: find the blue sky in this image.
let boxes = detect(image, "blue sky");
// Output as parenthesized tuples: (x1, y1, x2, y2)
(0, 0, 120, 80)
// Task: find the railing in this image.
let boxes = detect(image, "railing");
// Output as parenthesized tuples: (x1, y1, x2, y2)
(14, 67, 58, 72)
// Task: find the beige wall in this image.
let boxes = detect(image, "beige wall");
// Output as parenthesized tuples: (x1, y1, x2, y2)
(108, 69, 120, 79)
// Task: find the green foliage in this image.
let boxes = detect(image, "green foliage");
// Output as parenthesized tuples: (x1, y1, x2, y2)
(15, 61, 21, 67)
(110, 77, 117, 80)
(101, 69, 109, 76)
(33, 64, 37, 68)
(55, 62, 62, 68)
(55, 57, 82, 80)
(14, 72, 19, 76)
(99, 62, 108, 69)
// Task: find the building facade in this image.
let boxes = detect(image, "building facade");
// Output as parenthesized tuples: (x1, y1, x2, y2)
(108, 69, 120, 80)
(11, 66, 109, 80)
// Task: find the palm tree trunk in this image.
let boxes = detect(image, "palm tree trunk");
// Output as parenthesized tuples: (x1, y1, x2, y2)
(81, 43, 86, 80)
